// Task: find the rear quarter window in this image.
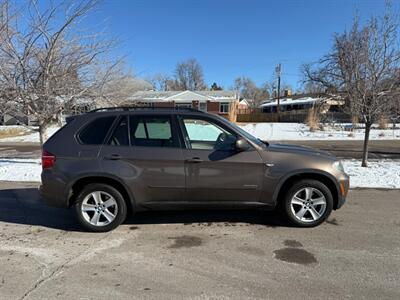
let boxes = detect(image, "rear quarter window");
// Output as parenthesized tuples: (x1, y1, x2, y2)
(44, 119, 75, 144)
(78, 116, 116, 145)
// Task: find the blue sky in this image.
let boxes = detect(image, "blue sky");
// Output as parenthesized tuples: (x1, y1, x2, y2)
(85, 0, 391, 90)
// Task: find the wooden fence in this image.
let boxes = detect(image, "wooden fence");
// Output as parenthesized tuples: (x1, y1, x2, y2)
(236, 110, 353, 123)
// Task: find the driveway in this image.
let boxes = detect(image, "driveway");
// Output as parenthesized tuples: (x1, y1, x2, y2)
(0, 182, 399, 299)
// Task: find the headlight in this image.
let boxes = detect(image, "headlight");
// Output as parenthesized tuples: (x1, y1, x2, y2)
(332, 161, 345, 173)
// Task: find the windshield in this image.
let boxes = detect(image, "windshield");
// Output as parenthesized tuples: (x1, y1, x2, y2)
(218, 117, 268, 148)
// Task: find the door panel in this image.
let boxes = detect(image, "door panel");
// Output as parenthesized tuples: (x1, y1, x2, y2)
(183, 149, 263, 202)
(100, 115, 185, 204)
(179, 117, 264, 202)
(100, 146, 185, 203)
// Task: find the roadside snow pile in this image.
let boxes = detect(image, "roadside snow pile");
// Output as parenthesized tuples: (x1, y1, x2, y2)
(0, 157, 398, 188)
(0, 126, 59, 143)
(238, 123, 400, 141)
(0, 159, 41, 182)
(343, 160, 400, 189)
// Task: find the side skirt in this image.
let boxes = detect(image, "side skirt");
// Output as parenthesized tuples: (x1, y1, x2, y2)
(136, 201, 275, 212)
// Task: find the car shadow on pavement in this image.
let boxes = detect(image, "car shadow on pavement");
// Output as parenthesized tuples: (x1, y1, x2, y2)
(0, 187, 82, 231)
(126, 209, 286, 228)
(0, 187, 288, 231)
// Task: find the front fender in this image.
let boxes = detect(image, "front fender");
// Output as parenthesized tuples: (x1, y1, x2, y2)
(271, 168, 341, 206)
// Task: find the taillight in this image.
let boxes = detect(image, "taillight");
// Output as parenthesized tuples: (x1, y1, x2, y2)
(42, 150, 56, 169)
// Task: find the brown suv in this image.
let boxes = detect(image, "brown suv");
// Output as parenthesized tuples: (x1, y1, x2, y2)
(40, 107, 349, 232)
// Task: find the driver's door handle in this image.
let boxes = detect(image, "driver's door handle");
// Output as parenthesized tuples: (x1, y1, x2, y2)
(185, 157, 203, 163)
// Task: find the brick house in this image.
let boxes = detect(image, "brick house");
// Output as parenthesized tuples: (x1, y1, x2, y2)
(129, 90, 239, 119)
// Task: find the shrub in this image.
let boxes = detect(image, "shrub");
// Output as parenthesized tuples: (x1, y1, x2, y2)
(307, 108, 320, 132)
(0, 127, 29, 138)
(352, 115, 359, 128)
(378, 116, 388, 129)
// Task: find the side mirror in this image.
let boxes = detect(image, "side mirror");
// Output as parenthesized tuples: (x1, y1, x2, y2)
(235, 138, 250, 152)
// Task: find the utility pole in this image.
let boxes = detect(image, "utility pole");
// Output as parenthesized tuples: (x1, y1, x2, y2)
(275, 63, 281, 120)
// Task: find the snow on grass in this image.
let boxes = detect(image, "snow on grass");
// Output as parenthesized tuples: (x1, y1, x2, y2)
(343, 160, 400, 189)
(0, 159, 41, 182)
(238, 123, 400, 141)
(0, 158, 398, 189)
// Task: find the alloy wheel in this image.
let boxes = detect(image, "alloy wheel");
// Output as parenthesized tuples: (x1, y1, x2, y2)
(81, 191, 118, 226)
(290, 187, 327, 223)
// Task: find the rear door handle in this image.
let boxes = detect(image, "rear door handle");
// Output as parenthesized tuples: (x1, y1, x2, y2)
(104, 154, 122, 160)
(185, 157, 203, 163)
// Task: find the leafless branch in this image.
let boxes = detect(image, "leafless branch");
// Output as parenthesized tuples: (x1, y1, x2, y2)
(0, 0, 124, 145)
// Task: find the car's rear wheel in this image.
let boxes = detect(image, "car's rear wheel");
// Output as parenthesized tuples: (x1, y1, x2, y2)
(75, 183, 127, 232)
(283, 179, 333, 227)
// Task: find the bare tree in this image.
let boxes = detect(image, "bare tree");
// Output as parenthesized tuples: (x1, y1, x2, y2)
(303, 4, 400, 167)
(100, 74, 153, 106)
(0, 0, 122, 146)
(148, 73, 174, 91)
(302, 81, 326, 95)
(264, 78, 292, 99)
(173, 58, 206, 91)
(0, 89, 16, 123)
(0, 0, 17, 122)
(233, 77, 269, 109)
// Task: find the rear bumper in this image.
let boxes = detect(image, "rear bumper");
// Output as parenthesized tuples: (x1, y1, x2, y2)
(39, 171, 69, 208)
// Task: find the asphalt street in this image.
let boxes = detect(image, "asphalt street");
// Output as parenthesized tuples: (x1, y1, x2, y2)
(283, 140, 400, 159)
(0, 182, 399, 299)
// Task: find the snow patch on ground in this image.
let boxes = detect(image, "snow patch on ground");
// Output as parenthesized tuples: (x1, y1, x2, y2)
(0, 158, 398, 189)
(343, 160, 400, 189)
(238, 123, 400, 141)
(0, 158, 41, 182)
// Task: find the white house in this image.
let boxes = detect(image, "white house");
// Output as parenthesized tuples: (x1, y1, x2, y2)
(128, 90, 239, 116)
(260, 96, 344, 113)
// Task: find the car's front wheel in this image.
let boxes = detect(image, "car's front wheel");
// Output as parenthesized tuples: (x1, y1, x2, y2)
(75, 183, 127, 232)
(283, 179, 333, 227)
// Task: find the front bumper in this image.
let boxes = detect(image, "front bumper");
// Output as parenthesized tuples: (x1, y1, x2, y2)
(336, 193, 346, 209)
(335, 175, 349, 210)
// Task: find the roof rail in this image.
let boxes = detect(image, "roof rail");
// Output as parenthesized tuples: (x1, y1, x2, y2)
(88, 106, 203, 113)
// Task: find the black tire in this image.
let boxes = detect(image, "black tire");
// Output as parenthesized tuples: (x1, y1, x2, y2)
(74, 183, 127, 232)
(283, 179, 333, 227)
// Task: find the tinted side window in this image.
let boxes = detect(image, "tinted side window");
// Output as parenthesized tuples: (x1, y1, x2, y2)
(79, 116, 115, 145)
(129, 116, 178, 148)
(108, 116, 129, 146)
(182, 118, 236, 150)
(134, 122, 146, 138)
